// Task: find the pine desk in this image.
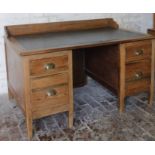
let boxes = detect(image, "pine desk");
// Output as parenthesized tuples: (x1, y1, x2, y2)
(5, 18, 155, 138)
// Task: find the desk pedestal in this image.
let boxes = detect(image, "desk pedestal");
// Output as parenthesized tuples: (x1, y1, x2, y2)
(85, 40, 154, 112)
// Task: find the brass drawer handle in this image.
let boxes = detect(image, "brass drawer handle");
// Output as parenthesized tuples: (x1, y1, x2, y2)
(134, 49, 144, 56)
(44, 63, 55, 70)
(134, 72, 143, 80)
(46, 89, 57, 97)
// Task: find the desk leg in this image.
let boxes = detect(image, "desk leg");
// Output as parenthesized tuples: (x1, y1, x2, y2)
(68, 111, 73, 128)
(68, 51, 74, 128)
(23, 58, 33, 139)
(149, 39, 155, 106)
(119, 44, 126, 112)
(26, 110, 33, 139)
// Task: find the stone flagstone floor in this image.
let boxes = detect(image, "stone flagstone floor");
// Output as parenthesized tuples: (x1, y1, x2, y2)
(0, 78, 155, 141)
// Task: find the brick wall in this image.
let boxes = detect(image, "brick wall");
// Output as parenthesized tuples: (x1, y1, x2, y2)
(0, 13, 153, 94)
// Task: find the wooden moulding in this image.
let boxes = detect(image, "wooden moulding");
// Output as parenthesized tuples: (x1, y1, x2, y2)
(5, 18, 119, 37)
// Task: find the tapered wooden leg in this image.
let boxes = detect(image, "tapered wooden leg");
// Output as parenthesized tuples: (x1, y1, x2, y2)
(119, 96, 125, 112)
(149, 73, 154, 106)
(67, 111, 73, 128)
(68, 51, 74, 128)
(149, 89, 154, 107)
(26, 115, 33, 139)
(149, 39, 155, 106)
(25, 92, 33, 139)
(23, 58, 33, 139)
(119, 44, 126, 112)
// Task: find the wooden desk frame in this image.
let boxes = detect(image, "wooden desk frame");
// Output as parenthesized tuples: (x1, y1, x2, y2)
(153, 13, 155, 29)
(4, 18, 155, 139)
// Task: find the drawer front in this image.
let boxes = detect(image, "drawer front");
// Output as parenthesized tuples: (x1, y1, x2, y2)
(32, 101, 69, 119)
(30, 55, 68, 76)
(31, 73, 68, 90)
(126, 79, 150, 96)
(31, 84, 68, 103)
(32, 96, 69, 119)
(126, 40, 151, 62)
(126, 60, 151, 82)
(31, 84, 69, 119)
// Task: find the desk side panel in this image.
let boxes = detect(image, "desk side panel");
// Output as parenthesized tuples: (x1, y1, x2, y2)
(5, 38, 25, 112)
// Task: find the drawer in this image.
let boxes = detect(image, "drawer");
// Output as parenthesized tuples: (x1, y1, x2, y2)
(126, 60, 151, 82)
(31, 84, 68, 103)
(30, 55, 68, 76)
(31, 73, 68, 90)
(32, 95, 69, 119)
(126, 40, 151, 62)
(31, 80, 69, 119)
(126, 79, 150, 96)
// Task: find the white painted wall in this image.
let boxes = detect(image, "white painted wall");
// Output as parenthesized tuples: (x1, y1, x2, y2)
(0, 13, 153, 94)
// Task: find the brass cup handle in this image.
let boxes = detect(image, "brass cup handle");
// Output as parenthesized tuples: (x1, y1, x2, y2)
(134, 49, 144, 56)
(134, 72, 143, 80)
(44, 63, 55, 70)
(46, 89, 57, 97)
